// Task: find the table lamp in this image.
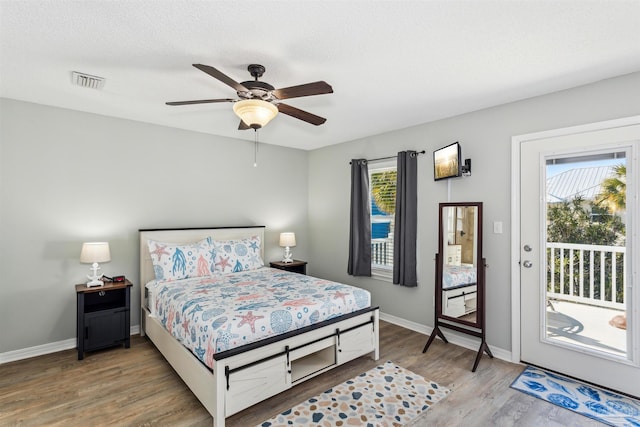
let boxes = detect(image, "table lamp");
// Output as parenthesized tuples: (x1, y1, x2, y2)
(279, 232, 296, 263)
(80, 242, 111, 287)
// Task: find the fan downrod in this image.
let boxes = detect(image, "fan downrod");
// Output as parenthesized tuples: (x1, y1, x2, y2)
(248, 64, 265, 80)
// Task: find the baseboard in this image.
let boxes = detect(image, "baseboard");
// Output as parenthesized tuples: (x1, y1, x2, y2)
(2, 317, 514, 366)
(0, 325, 141, 364)
(379, 312, 513, 363)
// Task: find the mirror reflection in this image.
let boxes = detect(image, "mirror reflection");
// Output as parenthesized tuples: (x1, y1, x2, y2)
(441, 205, 478, 324)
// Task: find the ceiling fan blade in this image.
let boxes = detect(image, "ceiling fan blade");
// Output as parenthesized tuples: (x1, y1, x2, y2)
(238, 120, 250, 130)
(193, 64, 249, 93)
(272, 81, 333, 100)
(166, 98, 235, 106)
(277, 103, 327, 126)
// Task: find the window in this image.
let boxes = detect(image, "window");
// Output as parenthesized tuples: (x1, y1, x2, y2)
(369, 162, 396, 279)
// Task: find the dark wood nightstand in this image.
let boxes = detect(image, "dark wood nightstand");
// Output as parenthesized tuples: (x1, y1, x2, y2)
(270, 260, 307, 275)
(76, 279, 132, 360)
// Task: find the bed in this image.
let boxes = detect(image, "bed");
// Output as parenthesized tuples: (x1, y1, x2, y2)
(139, 226, 379, 427)
(442, 264, 477, 318)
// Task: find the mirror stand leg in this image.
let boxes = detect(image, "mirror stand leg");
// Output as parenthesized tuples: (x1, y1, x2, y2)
(471, 339, 493, 372)
(422, 324, 448, 353)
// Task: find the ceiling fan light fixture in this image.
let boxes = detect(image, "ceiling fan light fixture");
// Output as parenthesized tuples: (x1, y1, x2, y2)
(233, 99, 278, 129)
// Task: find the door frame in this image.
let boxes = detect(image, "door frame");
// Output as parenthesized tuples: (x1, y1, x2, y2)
(510, 115, 640, 364)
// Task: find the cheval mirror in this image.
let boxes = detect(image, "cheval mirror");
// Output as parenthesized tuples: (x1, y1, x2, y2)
(422, 202, 493, 371)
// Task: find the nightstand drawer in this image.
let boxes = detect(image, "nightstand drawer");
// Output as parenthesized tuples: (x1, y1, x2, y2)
(85, 288, 126, 312)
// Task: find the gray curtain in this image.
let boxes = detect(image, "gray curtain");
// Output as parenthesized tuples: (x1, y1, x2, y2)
(393, 151, 418, 286)
(348, 159, 372, 276)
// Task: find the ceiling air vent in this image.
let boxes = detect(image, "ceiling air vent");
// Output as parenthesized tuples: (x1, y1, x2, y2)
(72, 71, 105, 90)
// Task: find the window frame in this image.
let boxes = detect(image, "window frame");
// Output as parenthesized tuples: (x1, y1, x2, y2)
(369, 160, 396, 282)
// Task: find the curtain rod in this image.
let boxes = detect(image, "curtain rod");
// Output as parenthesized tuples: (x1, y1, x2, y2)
(349, 150, 426, 164)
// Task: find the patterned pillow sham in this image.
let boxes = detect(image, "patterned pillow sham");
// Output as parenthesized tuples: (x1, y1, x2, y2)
(213, 235, 264, 273)
(147, 238, 216, 281)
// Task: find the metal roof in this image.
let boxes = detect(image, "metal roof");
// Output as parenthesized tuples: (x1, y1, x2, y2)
(546, 166, 615, 203)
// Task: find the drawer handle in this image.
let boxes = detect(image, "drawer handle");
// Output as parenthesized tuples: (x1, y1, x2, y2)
(285, 345, 291, 374)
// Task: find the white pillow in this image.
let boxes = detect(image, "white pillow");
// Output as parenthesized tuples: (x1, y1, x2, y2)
(213, 235, 264, 273)
(147, 238, 215, 281)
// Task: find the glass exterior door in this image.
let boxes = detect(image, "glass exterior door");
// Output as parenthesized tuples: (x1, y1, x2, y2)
(520, 123, 639, 397)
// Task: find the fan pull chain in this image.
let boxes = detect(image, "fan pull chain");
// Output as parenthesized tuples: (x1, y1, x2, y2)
(254, 129, 259, 168)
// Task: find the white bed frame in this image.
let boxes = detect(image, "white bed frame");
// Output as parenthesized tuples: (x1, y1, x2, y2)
(139, 226, 379, 427)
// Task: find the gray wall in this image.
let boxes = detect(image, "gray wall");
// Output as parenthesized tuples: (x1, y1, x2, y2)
(2, 71, 639, 356)
(0, 98, 309, 353)
(307, 71, 640, 352)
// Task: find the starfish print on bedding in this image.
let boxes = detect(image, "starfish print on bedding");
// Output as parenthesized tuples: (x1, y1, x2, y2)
(248, 240, 259, 251)
(149, 243, 170, 261)
(216, 256, 231, 272)
(216, 324, 240, 352)
(236, 311, 264, 333)
(333, 290, 348, 305)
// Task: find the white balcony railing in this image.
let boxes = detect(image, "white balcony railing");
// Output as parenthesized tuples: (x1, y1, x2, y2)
(547, 242, 625, 310)
(372, 238, 393, 267)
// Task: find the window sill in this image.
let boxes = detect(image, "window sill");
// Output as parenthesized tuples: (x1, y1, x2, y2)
(371, 267, 393, 283)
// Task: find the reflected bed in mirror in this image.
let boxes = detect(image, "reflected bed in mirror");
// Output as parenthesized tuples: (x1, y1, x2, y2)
(442, 205, 478, 324)
(423, 201, 493, 372)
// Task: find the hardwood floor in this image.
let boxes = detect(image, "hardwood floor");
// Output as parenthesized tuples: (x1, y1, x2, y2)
(0, 321, 604, 426)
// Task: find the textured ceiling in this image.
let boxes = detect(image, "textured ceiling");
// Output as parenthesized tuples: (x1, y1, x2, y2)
(1, 1, 640, 150)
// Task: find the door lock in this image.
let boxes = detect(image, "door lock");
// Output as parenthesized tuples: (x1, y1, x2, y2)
(524, 245, 532, 252)
(522, 260, 533, 268)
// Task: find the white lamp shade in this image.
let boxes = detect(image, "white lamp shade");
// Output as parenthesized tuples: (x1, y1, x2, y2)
(80, 242, 111, 263)
(279, 232, 296, 248)
(233, 99, 278, 129)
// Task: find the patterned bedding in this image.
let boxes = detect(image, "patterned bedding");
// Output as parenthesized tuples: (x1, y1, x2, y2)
(442, 264, 477, 289)
(147, 267, 371, 369)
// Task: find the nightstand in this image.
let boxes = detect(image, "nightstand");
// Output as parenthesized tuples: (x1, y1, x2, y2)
(76, 279, 132, 360)
(270, 260, 307, 275)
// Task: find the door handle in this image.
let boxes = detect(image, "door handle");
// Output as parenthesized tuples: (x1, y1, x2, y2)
(522, 260, 533, 268)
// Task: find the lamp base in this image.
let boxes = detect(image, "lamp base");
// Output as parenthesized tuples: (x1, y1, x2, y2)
(86, 278, 105, 287)
(86, 262, 104, 287)
(282, 246, 293, 263)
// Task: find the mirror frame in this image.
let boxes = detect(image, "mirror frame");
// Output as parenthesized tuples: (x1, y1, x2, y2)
(435, 202, 484, 329)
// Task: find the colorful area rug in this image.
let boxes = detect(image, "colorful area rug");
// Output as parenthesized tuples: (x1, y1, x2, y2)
(511, 365, 640, 427)
(258, 361, 450, 426)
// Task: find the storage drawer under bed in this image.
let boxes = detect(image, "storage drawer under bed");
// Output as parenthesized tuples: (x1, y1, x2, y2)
(225, 355, 288, 416)
(223, 318, 376, 416)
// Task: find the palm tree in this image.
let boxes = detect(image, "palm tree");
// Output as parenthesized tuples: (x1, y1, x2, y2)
(596, 164, 626, 212)
(371, 170, 397, 215)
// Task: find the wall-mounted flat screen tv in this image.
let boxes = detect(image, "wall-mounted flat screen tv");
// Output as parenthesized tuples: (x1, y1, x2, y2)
(433, 142, 462, 181)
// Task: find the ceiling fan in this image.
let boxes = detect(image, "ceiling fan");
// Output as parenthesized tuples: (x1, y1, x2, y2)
(166, 64, 333, 130)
